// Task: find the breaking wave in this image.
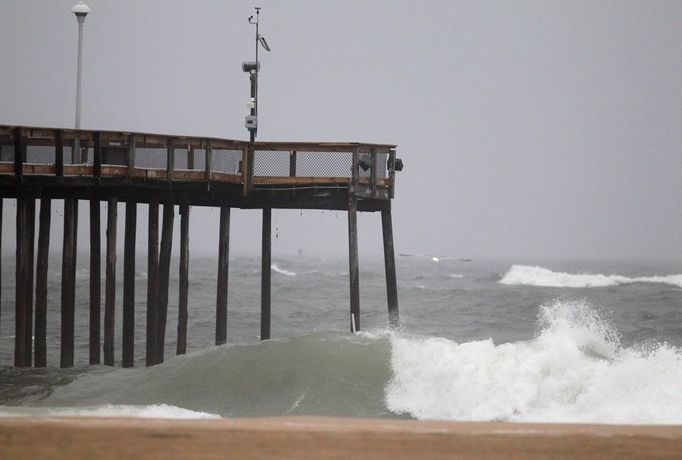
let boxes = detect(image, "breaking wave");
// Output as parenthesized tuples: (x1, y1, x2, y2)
(385, 299, 682, 424)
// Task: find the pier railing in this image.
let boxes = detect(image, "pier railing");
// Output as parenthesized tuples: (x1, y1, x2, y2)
(0, 126, 397, 199)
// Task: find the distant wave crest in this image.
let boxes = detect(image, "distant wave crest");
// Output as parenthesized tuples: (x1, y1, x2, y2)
(271, 264, 297, 276)
(499, 265, 682, 288)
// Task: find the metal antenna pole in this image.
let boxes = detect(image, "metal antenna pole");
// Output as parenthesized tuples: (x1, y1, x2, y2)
(245, 7, 269, 143)
(253, 7, 260, 142)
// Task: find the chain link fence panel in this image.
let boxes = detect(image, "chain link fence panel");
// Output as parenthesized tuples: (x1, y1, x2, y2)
(134, 147, 167, 169)
(212, 149, 241, 174)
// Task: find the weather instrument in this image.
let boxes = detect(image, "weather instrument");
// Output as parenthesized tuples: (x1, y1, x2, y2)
(243, 7, 272, 141)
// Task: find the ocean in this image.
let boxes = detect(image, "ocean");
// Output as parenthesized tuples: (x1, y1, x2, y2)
(1, 255, 682, 424)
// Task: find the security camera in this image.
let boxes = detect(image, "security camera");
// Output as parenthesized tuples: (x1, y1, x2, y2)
(242, 61, 260, 72)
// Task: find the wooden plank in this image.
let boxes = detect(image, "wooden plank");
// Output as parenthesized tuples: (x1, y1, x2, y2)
(177, 202, 189, 355)
(172, 170, 206, 181)
(209, 172, 241, 184)
(261, 208, 271, 341)
(381, 203, 400, 329)
(146, 200, 159, 367)
(63, 165, 94, 176)
(93, 132, 102, 178)
(289, 151, 297, 177)
(348, 196, 360, 333)
(14, 128, 24, 182)
(122, 201, 136, 368)
(215, 206, 230, 345)
(23, 164, 56, 175)
(89, 199, 101, 365)
(205, 139, 212, 184)
(156, 202, 174, 364)
(34, 198, 51, 367)
(187, 146, 195, 170)
(60, 198, 78, 368)
(370, 148, 377, 198)
(127, 134, 135, 181)
(166, 139, 175, 183)
(101, 166, 128, 177)
(103, 198, 117, 366)
(55, 130, 64, 177)
(388, 149, 396, 199)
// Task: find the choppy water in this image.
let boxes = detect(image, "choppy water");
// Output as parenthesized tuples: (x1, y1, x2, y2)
(1, 256, 682, 423)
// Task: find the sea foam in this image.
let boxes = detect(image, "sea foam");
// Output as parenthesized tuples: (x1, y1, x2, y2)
(0, 403, 220, 419)
(385, 299, 682, 424)
(499, 264, 682, 288)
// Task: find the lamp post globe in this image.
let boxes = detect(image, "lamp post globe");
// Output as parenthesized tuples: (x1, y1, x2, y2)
(71, 1, 91, 23)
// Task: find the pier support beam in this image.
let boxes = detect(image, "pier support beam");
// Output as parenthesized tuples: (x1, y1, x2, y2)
(215, 206, 230, 346)
(261, 208, 272, 341)
(156, 203, 174, 364)
(60, 198, 77, 368)
(146, 201, 159, 367)
(122, 201, 136, 368)
(104, 198, 117, 366)
(0, 200, 2, 338)
(15, 197, 35, 367)
(89, 199, 101, 365)
(381, 202, 400, 329)
(348, 197, 360, 332)
(34, 199, 51, 367)
(177, 202, 189, 355)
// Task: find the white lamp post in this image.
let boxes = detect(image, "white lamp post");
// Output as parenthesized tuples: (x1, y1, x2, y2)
(71, 1, 91, 162)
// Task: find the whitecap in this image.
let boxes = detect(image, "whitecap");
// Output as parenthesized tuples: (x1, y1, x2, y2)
(271, 264, 297, 276)
(499, 265, 682, 289)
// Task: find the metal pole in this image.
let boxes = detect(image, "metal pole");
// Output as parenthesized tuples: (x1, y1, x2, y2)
(74, 17, 85, 161)
(75, 18, 84, 131)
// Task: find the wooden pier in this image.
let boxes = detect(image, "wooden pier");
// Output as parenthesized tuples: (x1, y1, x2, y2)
(0, 125, 401, 368)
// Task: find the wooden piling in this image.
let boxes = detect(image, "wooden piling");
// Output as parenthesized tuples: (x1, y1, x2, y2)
(25, 198, 35, 366)
(381, 202, 400, 329)
(156, 202, 174, 363)
(89, 199, 101, 364)
(261, 208, 272, 341)
(177, 202, 189, 355)
(34, 198, 51, 367)
(60, 198, 78, 368)
(215, 206, 230, 346)
(146, 200, 159, 367)
(14, 197, 34, 367)
(103, 198, 117, 366)
(122, 201, 136, 368)
(348, 197, 360, 332)
(0, 200, 2, 337)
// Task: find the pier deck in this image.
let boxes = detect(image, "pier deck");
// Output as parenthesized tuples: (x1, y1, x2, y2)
(0, 125, 401, 368)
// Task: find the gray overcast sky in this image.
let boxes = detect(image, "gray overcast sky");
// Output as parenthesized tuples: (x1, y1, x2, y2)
(1, 0, 681, 260)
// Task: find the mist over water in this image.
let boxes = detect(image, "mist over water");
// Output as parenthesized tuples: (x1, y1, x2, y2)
(2, 256, 682, 424)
